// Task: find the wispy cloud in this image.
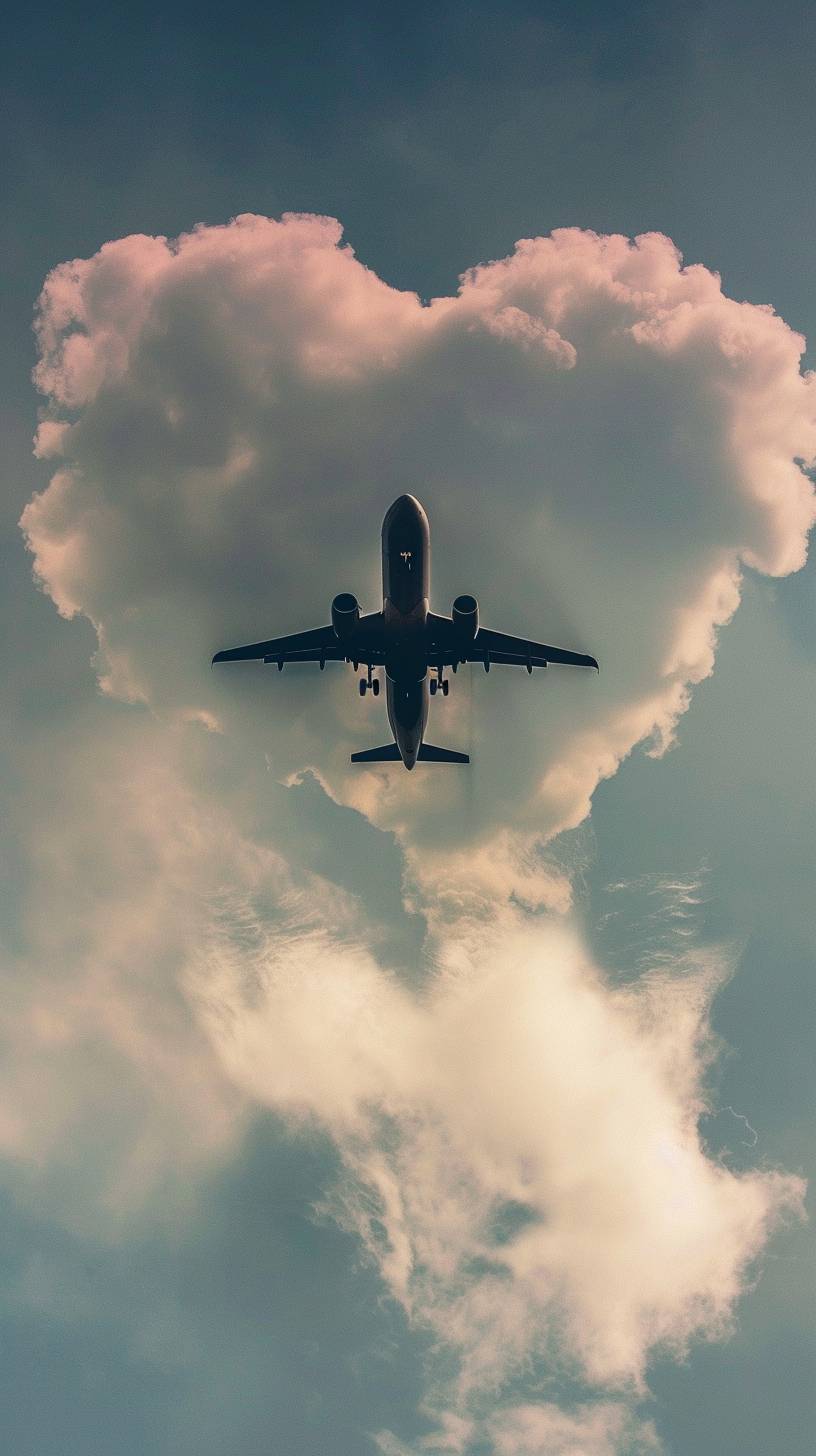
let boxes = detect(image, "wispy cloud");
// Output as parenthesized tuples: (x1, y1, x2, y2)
(191, 897, 804, 1427)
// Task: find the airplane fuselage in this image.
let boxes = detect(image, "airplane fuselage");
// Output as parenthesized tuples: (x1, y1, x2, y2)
(381, 494, 431, 769)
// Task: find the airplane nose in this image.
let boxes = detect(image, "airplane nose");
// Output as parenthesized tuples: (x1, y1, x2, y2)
(384, 493, 423, 526)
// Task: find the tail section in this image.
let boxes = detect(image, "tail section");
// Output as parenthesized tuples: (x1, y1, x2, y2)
(418, 743, 469, 763)
(350, 742, 470, 764)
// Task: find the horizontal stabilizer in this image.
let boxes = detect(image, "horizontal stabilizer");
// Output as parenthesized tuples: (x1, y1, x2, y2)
(350, 743, 402, 763)
(350, 742, 470, 764)
(418, 743, 470, 763)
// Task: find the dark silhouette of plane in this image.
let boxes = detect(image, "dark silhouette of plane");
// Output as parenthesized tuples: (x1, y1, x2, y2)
(213, 495, 598, 768)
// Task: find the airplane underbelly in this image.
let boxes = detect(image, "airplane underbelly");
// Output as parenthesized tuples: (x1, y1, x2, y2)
(387, 678, 428, 768)
(382, 598, 428, 681)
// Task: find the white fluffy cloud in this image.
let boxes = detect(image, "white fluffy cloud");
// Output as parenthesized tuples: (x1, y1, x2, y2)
(22, 213, 816, 880)
(193, 908, 803, 1406)
(11, 215, 814, 1449)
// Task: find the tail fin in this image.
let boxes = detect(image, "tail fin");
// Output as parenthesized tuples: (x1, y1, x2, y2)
(418, 743, 470, 763)
(350, 743, 402, 763)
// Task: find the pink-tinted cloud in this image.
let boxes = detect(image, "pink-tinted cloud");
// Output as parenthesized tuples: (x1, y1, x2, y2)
(22, 215, 816, 892)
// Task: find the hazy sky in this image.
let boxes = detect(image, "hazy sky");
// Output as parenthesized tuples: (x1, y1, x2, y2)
(2, 4, 815, 1454)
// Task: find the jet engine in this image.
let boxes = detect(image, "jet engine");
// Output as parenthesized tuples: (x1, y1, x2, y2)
(331, 592, 361, 640)
(452, 594, 479, 641)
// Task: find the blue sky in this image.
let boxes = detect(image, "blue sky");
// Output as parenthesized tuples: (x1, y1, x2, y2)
(2, 3, 814, 1453)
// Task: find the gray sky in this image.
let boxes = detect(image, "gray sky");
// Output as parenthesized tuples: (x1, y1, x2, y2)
(2, 4, 814, 1453)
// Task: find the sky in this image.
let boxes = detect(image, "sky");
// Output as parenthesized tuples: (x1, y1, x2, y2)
(2, 3, 815, 1454)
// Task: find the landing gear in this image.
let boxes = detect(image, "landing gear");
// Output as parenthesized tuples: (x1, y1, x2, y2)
(430, 673, 449, 697)
(359, 668, 380, 697)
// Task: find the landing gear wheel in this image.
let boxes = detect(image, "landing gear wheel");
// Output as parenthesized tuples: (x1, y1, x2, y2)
(429, 679, 437, 696)
(359, 679, 367, 696)
(372, 678, 380, 697)
(442, 679, 449, 696)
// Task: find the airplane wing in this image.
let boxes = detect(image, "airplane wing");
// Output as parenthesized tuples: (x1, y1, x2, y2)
(427, 615, 598, 671)
(468, 627, 598, 671)
(212, 614, 386, 666)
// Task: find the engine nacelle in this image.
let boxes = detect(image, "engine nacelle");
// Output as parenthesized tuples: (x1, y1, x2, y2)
(452, 593, 479, 641)
(332, 592, 361, 641)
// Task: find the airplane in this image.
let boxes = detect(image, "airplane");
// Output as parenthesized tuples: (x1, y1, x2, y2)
(212, 494, 598, 769)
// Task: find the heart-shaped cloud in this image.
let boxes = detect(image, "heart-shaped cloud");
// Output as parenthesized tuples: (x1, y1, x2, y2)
(23, 214, 816, 900)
